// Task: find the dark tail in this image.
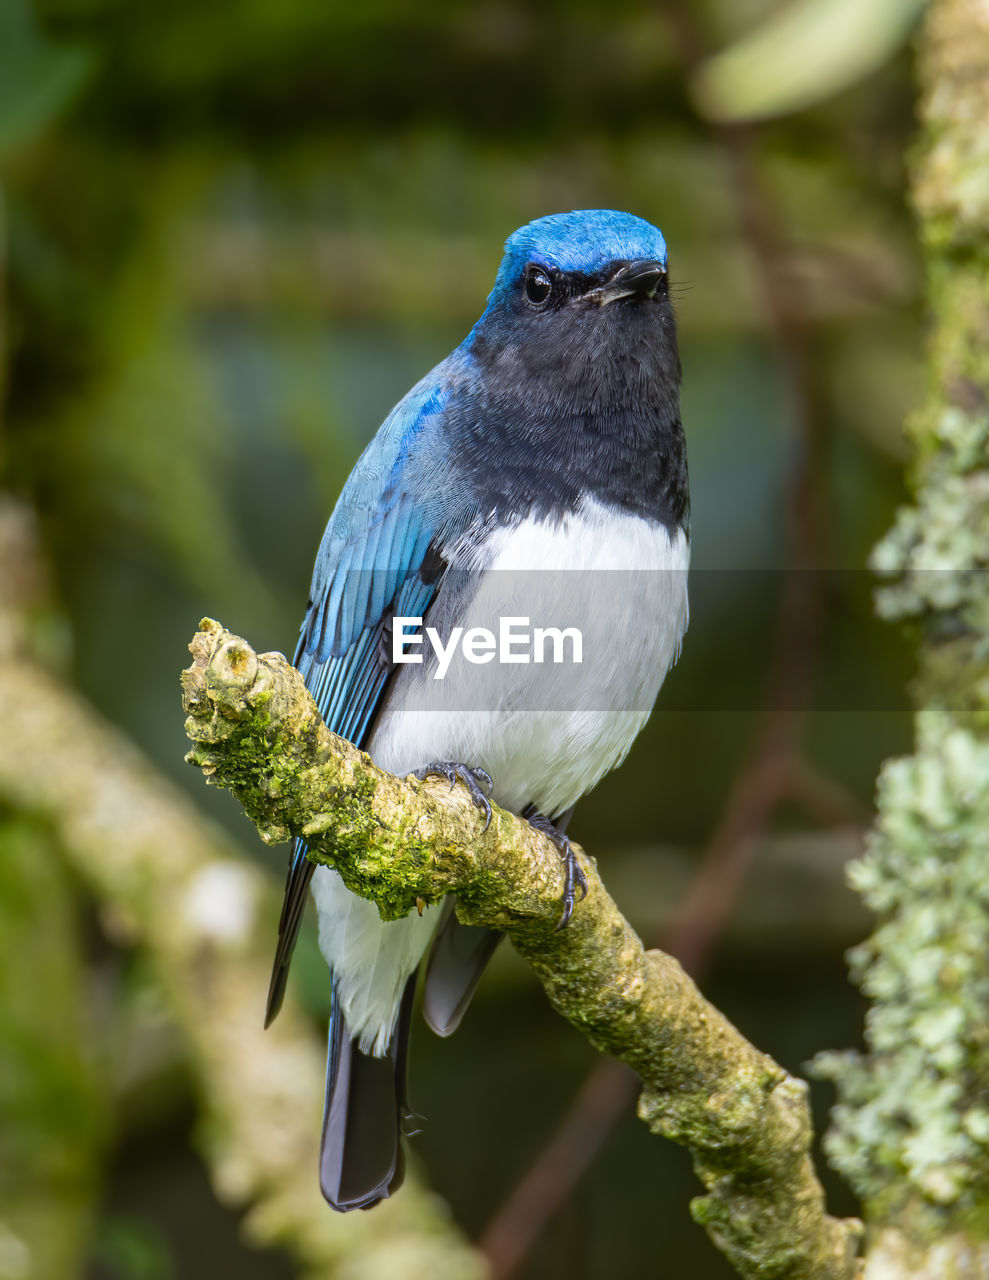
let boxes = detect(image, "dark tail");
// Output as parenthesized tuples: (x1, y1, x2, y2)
(265, 838, 315, 1028)
(422, 804, 575, 1037)
(319, 976, 416, 1212)
(422, 902, 502, 1037)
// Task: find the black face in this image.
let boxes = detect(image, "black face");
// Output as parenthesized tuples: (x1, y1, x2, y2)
(470, 256, 680, 406)
(454, 256, 688, 533)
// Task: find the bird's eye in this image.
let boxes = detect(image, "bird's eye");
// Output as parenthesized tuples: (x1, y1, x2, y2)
(523, 265, 553, 306)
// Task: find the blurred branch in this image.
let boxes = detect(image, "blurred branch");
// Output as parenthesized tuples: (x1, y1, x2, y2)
(815, 0, 989, 1270)
(182, 617, 863, 1280)
(784, 758, 871, 830)
(0, 116, 100, 1280)
(477, 1058, 639, 1279)
(0, 501, 484, 1280)
(0, 812, 108, 1280)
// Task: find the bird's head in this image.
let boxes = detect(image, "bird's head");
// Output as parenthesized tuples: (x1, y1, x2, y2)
(468, 210, 677, 394)
(484, 209, 668, 319)
(454, 210, 685, 522)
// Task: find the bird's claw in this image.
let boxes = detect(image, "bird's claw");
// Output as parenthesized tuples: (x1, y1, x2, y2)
(413, 761, 494, 831)
(554, 836, 589, 930)
(525, 811, 588, 929)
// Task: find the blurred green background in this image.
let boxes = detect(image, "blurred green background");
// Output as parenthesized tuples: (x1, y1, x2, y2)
(0, 0, 926, 1276)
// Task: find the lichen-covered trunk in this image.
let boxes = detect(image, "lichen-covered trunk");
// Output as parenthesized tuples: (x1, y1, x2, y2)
(815, 0, 989, 1272)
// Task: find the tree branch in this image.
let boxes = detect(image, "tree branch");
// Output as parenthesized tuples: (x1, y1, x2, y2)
(183, 616, 863, 1280)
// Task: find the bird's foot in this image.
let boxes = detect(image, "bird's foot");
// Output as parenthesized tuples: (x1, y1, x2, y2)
(412, 761, 493, 831)
(525, 809, 588, 929)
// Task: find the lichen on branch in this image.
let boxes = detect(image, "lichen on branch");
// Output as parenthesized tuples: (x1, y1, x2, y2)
(183, 616, 863, 1280)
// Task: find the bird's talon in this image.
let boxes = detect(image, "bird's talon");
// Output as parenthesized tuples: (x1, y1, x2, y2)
(555, 896, 575, 931)
(413, 761, 495, 831)
(525, 809, 586, 928)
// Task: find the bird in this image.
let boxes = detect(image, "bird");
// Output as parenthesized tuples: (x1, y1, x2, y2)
(265, 208, 690, 1212)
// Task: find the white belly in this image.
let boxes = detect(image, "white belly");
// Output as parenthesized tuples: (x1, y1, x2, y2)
(314, 498, 689, 1053)
(374, 499, 689, 814)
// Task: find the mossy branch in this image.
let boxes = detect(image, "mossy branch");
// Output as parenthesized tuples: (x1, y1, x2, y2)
(183, 616, 863, 1280)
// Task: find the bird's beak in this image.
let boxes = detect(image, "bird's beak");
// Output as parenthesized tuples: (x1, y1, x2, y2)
(586, 259, 667, 305)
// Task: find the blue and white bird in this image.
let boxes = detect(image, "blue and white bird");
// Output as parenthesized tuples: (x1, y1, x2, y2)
(265, 209, 690, 1211)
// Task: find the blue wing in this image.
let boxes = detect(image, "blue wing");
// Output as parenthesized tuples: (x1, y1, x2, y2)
(264, 373, 449, 1026)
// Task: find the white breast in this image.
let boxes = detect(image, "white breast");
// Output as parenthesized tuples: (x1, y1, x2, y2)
(373, 497, 690, 816)
(314, 498, 689, 1053)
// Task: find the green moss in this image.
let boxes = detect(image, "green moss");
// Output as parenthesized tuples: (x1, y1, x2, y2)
(303, 767, 428, 921)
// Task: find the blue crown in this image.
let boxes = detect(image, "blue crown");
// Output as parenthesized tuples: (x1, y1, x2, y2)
(495, 209, 668, 291)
